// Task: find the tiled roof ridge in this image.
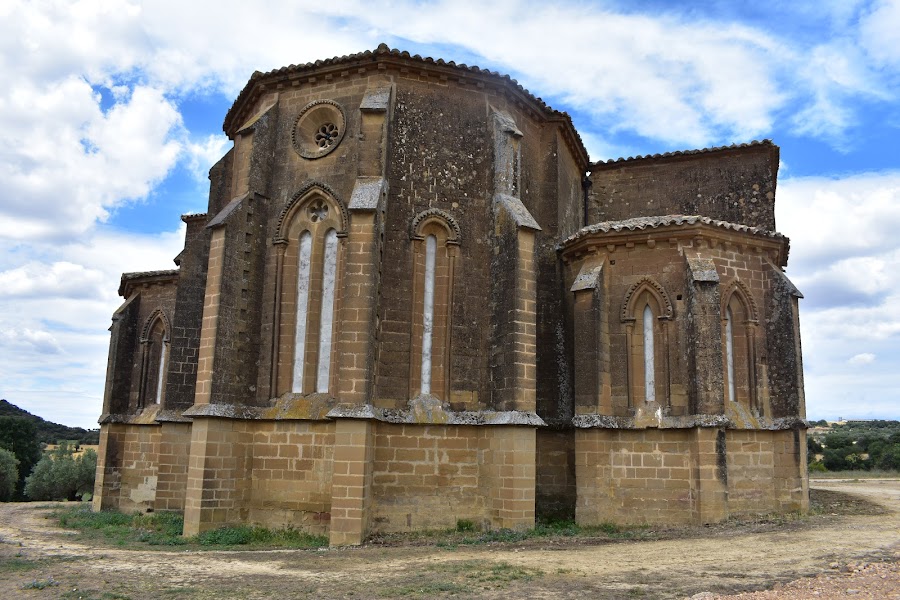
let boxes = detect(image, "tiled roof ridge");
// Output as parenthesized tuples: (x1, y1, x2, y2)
(590, 139, 775, 169)
(120, 269, 179, 281)
(224, 43, 588, 163)
(561, 214, 784, 247)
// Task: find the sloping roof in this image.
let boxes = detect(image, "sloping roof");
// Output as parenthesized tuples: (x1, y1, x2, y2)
(561, 215, 786, 247)
(590, 139, 776, 170)
(223, 43, 588, 165)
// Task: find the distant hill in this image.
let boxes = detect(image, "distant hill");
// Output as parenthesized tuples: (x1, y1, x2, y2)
(0, 399, 100, 446)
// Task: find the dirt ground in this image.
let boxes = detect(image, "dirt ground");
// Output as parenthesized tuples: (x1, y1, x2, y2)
(0, 480, 898, 599)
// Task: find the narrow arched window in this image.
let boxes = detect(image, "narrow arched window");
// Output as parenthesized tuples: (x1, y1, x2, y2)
(725, 306, 736, 403)
(292, 231, 312, 392)
(722, 287, 756, 410)
(622, 279, 671, 410)
(274, 191, 345, 397)
(141, 313, 169, 408)
(420, 234, 437, 395)
(643, 304, 655, 403)
(316, 228, 338, 393)
(410, 211, 459, 400)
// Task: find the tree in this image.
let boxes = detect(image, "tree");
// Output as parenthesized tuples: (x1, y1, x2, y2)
(0, 448, 18, 501)
(0, 416, 42, 499)
(24, 442, 97, 501)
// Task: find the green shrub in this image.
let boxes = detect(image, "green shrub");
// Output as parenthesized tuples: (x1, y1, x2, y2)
(456, 519, 476, 532)
(0, 447, 19, 501)
(808, 460, 827, 473)
(0, 416, 41, 499)
(24, 442, 97, 501)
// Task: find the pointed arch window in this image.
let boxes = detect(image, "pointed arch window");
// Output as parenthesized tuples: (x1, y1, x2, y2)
(272, 186, 347, 396)
(410, 210, 460, 399)
(140, 311, 169, 408)
(621, 279, 673, 409)
(722, 283, 758, 411)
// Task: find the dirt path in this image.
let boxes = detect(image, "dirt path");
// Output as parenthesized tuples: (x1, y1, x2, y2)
(0, 481, 898, 599)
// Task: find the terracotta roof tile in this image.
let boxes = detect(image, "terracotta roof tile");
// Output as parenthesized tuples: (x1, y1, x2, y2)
(560, 215, 785, 247)
(224, 43, 588, 164)
(590, 140, 775, 169)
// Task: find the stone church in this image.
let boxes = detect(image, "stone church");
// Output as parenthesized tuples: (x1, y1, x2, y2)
(94, 44, 808, 545)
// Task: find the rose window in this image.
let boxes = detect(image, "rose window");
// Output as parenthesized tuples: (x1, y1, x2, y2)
(292, 100, 346, 159)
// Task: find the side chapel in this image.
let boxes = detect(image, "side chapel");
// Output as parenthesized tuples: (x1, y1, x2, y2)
(94, 45, 808, 545)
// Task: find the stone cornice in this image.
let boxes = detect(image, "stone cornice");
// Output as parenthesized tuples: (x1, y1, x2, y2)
(118, 269, 179, 298)
(559, 215, 790, 267)
(572, 413, 808, 430)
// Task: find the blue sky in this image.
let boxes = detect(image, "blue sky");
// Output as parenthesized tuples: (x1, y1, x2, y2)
(0, 0, 898, 428)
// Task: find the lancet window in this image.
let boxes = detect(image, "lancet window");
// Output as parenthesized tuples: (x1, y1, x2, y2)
(722, 282, 758, 410)
(409, 210, 459, 400)
(622, 279, 672, 409)
(140, 311, 169, 407)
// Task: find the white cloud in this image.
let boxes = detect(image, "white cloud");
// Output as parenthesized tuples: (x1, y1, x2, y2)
(185, 134, 230, 182)
(859, 0, 900, 67)
(848, 353, 876, 365)
(1, 0, 899, 428)
(777, 172, 900, 273)
(0, 78, 183, 241)
(0, 262, 107, 299)
(778, 171, 900, 419)
(0, 327, 64, 355)
(0, 226, 185, 428)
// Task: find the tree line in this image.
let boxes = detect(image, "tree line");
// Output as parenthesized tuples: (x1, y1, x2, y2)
(808, 420, 900, 472)
(0, 415, 97, 502)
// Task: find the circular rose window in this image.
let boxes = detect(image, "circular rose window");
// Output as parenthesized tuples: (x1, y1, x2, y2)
(292, 100, 346, 159)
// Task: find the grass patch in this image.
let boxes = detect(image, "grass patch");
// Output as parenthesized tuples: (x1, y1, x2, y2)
(371, 517, 640, 548)
(195, 525, 327, 548)
(0, 554, 83, 574)
(51, 505, 327, 550)
(53, 505, 187, 547)
(0, 556, 43, 573)
(378, 581, 469, 597)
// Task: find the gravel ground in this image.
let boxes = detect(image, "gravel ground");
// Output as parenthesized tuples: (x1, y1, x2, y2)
(691, 559, 900, 599)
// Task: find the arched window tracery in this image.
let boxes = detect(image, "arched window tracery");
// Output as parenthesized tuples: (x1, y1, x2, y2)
(272, 186, 347, 396)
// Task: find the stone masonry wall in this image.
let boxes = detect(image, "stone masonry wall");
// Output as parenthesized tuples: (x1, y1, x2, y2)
(535, 428, 576, 520)
(154, 422, 192, 512)
(588, 144, 779, 230)
(165, 217, 210, 411)
(576, 428, 806, 526)
(371, 424, 487, 532)
(116, 424, 161, 513)
(247, 420, 335, 534)
(576, 428, 695, 525)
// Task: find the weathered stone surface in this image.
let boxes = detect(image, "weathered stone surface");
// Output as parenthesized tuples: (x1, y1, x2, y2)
(95, 45, 806, 546)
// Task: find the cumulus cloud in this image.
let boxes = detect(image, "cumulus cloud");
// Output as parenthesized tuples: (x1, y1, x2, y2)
(0, 78, 183, 241)
(0, 227, 185, 428)
(778, 171, 900, 418)
(1, 0, 898, 426)
(0, 262, 107, 299)
(0, 327, 64, 355)
(184, 134, 231, 182)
